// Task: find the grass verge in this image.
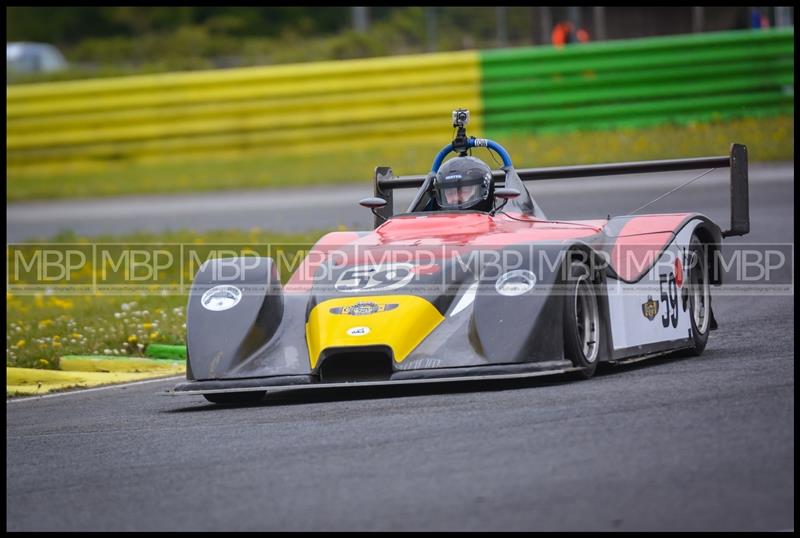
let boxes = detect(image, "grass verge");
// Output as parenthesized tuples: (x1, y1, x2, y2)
(7, 228, 329, 373)
(7, 115, 793, 201)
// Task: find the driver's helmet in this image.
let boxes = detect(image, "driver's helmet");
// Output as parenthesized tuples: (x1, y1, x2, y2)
(433, 156, 494, 211)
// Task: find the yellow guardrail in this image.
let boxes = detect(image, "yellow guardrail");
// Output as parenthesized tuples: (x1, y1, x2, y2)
(7, 50, 483, 168)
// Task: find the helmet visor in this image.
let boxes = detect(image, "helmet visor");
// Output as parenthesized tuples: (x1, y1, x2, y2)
(435, 169, 489, 210)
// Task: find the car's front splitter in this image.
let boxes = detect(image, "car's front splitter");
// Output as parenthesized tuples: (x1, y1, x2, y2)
(166, 360, 579, 396)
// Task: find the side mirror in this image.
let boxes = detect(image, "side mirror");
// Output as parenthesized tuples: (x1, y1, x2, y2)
(359, 197, 387, 209)
(494, 187, 521, 200)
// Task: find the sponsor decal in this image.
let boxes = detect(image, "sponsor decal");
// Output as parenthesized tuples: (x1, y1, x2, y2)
(346, 326, 370, 336)
(329, 302, 398, 316)
(674, 257, 684, 288)
(201, 285, 242, 312)
(641, 295, 659, 321)
(335, 263, 415, 293)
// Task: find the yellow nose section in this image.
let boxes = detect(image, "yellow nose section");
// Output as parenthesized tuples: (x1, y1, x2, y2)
(305, 295, 444, 369)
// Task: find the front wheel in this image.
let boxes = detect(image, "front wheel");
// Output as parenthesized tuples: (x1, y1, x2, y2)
(203, 391, 266, 405)
(563, 257, 602, 379)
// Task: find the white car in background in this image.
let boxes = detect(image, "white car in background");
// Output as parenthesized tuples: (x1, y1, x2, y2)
(7, 42, 68, 74)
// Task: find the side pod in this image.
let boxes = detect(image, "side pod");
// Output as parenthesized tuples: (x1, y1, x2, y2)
(186, 257, 283, 380)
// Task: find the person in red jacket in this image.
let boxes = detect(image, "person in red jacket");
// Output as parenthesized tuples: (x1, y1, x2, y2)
(551, 21, 590, 47)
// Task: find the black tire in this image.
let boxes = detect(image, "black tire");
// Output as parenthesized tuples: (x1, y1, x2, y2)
(686, 236, 711, 356)
(203, 391, 266, 405)
(563, 256, 601, 379)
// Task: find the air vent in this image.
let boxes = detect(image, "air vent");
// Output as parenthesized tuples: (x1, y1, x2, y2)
(318, 347, 393, 383)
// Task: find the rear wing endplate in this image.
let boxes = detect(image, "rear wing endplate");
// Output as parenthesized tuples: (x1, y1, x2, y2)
(373, 143, 749, 237)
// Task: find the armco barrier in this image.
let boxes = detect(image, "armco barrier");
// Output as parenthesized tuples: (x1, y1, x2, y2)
(6, 28, 793, 170)
(7, 50, 483, 167)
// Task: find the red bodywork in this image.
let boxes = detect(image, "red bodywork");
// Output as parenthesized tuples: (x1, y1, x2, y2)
(287, 211, 695, 290)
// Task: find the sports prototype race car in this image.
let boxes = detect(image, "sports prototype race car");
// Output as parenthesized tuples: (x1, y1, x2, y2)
(170, 109, 749, 404)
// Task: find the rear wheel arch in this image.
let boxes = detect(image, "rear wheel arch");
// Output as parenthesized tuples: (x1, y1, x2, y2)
(688, 221, 722, 286)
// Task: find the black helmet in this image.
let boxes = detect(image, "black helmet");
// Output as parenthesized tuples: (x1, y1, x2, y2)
(434, 156, 494, 211)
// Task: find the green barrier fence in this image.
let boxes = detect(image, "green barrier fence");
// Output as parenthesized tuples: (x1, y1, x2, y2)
(480, 28, 793, 135)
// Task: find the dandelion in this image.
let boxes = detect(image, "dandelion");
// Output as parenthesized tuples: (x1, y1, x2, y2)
(128, 335, 138, 343)
(149, 331, 159, 340)
(142, 323, 154, 330)
(16, 339, 25, 348)
(71, 333, 82, 339)
(38, 319, 54, 329)
(50, 298, 74, 310)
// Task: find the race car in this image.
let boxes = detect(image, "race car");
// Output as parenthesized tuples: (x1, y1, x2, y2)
(170, 109, 749, 403)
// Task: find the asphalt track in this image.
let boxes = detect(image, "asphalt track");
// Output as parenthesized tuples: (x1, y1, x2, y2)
(5, 162, 794, 242)
(6, 162, 794, 531)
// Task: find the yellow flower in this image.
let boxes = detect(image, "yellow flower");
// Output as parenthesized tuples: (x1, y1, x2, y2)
(52, 341, 62, 348)
(142, 323, 154, 330)
(128, 335, 138, 343)
(38, 319, 54, 329)
(149, 331, 159, 340)
(16, 339, 26, 348)
(50, 298, 74, 310)
(71, 333, 82, 339)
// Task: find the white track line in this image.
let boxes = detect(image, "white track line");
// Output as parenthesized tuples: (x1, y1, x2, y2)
(6, 375, 184, 403)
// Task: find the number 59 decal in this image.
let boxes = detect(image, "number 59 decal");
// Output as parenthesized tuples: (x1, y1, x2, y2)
(659, 272, 679, 328)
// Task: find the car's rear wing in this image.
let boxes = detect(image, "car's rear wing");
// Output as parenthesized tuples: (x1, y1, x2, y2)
(373, 143, 749, 238)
